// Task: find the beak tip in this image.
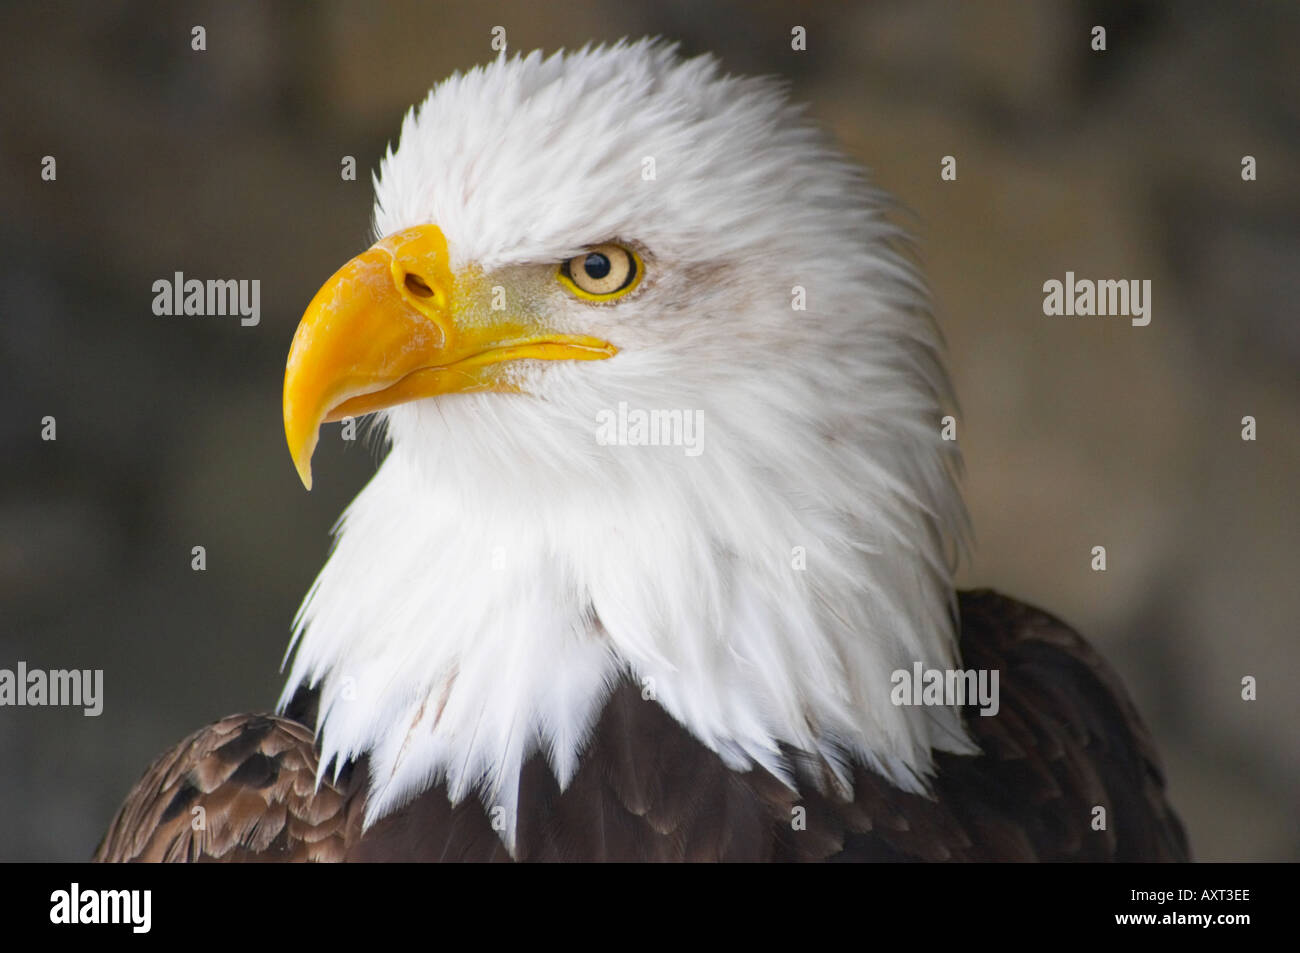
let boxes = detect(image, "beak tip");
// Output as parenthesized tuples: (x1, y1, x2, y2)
(286, 418, 318, 492)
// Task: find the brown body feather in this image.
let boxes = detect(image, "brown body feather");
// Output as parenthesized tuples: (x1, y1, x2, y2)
(95, 590, 1189, 862)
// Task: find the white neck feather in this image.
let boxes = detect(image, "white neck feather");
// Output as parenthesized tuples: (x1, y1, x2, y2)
(281, 340, 973, 852)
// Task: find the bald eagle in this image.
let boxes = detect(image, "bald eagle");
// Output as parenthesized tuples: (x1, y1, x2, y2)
(96, 41, 1187, 862)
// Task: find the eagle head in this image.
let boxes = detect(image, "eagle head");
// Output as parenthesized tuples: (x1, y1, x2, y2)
(279, 40, 972, 849)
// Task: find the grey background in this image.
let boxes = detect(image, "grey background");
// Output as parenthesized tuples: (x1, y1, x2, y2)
(1, 0, 1296, 861)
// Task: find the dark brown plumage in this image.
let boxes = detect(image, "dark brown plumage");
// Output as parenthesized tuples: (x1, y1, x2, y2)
(95, 589, 1188, 862)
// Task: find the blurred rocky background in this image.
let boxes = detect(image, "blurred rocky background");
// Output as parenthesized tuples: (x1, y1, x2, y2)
(1, 0, 1295, 860)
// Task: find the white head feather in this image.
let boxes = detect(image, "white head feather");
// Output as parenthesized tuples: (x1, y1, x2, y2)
(280, 39, 974, 853)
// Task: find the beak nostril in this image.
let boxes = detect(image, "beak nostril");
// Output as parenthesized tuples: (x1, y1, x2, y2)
(404, 273, 434, 298)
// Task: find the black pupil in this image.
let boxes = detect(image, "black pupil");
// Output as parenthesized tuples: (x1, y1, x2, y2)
(582, 253, 612, 280)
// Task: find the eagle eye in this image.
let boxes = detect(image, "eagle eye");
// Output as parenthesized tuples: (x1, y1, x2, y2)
(558, 243, 642, 300)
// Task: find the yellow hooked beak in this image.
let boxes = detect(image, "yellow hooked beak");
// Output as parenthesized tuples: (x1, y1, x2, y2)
(283, 225, 617, 489)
